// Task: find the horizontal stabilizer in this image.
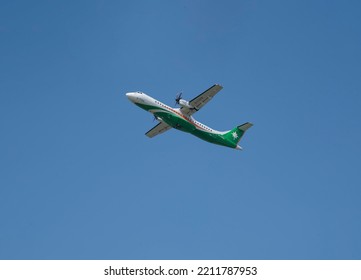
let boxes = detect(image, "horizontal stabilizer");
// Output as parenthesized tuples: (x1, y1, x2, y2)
(238, 122, 253, 132)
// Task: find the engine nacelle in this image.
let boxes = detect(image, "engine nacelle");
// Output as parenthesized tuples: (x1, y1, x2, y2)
(179, 99, 193, 109)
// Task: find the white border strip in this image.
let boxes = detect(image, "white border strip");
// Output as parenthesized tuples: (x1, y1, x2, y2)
(0, 260, 360, 280)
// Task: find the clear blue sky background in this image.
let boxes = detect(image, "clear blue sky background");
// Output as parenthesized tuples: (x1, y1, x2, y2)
(1, 0, 360, 259)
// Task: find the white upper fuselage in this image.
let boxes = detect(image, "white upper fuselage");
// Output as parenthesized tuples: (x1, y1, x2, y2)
(126, 92, 222, 134)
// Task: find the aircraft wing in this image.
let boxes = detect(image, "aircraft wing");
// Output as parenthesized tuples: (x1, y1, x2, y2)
(145, 121, 172, 138)
(181, 84, 223, 115)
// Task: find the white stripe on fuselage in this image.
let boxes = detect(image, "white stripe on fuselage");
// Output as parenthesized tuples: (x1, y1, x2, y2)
(126, 92, 222, 134)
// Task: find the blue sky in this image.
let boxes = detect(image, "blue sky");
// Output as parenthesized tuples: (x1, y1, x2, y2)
(1, 0, 360, 259)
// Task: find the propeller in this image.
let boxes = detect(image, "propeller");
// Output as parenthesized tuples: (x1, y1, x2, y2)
(175, 92, 183, 106)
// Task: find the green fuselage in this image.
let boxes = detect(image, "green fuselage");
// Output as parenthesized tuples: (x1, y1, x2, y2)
(156, 111, 236, 147)
(134, 101, 237, 149)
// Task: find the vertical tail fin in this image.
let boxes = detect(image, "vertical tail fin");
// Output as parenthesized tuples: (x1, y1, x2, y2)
(223, 122, 253, 150)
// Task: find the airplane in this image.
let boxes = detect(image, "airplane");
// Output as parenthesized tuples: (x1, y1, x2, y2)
(126, 84, 253, 150)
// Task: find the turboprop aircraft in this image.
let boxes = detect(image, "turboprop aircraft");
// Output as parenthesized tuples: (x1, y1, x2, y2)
(126, 84, 253, 150)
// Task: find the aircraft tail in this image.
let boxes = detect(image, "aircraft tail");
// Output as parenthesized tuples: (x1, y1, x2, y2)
(222, 122, 253, 150)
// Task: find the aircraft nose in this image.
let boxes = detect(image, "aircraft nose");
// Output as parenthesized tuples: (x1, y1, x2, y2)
(126, 92, 136, 102)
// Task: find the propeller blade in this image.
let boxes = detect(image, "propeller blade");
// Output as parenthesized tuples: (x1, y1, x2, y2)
(175, 92, 183, 106)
